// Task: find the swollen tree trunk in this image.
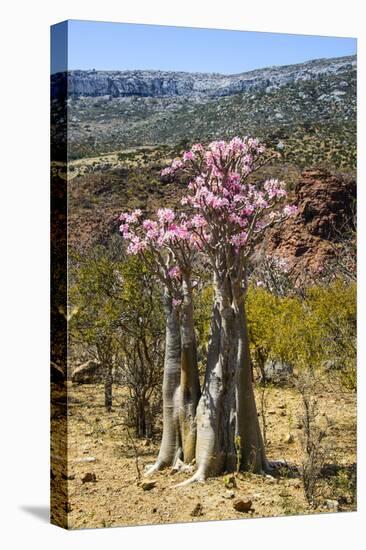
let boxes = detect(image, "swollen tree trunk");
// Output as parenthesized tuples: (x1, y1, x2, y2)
(192, 274, 237, 481)
(183, 273, 269, 484)
(233, 285, 269, 473)
(179, 275, 201, 463)
(146, 291, 182, 473)
(104, 364, 113, 412)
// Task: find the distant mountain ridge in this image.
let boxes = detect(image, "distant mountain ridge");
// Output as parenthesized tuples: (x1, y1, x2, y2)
(51, 54, 356, 165)
(51, 55, 356, 100)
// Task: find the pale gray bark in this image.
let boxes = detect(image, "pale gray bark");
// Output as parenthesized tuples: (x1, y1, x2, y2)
(190, 275, 237, 481)
(234, 285, 269, 473)
(179, 275, 200, 463)
(146, 292, 182, 474)
(182, 271, 269, 484)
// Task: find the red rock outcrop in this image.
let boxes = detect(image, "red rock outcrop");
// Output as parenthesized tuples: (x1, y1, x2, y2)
(262, 169, 356, 283)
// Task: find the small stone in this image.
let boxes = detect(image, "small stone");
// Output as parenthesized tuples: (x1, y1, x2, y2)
(325, 499, 339, 512)
(81, 472, 97, 483)
(141, 480, 157, 491)
(142, 439, 150, 447)
(233, 498, 252, 513)
(284, 433, 294, 444)
(190, 502, 203, 517)
(223, 490, 235, 499)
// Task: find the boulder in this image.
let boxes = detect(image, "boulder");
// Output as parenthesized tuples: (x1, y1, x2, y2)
(81, 472, 97, 483)
(71, 360, 103, 384)
(325, 499, 339, 512)
(141, 480, 157, 491)
(259, 169, 356, 285)
(264, 360, 293, 384)
(233, 498, 253, 513)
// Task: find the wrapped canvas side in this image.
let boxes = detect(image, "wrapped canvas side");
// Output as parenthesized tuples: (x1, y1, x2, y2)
(50, 21, 69, 529)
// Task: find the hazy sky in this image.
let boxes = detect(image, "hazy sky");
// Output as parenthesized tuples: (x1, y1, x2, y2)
(51, 20, 357, 75)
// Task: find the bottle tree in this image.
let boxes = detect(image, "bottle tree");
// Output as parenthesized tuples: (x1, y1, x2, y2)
(120, 137, 297, 482)
(119, 207, 201, 470)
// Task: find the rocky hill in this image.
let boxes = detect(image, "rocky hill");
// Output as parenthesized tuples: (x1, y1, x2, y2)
(51, 55, 356, 167)
(52, 55, 355, 100)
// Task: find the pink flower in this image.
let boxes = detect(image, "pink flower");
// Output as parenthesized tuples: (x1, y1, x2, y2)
(127, 236, 146, 255)
(228, 136, 246, 155)
(283, 204, 298, 216)
(171, 159, 183, 171)
(142, 219, 159, 240)
(119, 209, 142, 224)
(230, 231, 248, 248)
(208, 196, 229, 209)
(242, 205, 254, 216)
(254, 220, 266, 232)
(253, 192, 268, 209)
(157, 208, 175, 224)
(183, 150, 195, 161)
(228, 213, 248, 228)
(119, 222, 130, 235)
(264, 179, 287, 200)
(168, 266, 181, 279)
(161, 167, 172, 176)
(190, 214, 206, 229)
(172, 298, 182, 307)
(142, 219, 157, 231)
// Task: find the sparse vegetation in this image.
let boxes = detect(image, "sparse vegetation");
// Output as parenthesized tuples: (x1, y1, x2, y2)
(51, 54, 356, 528)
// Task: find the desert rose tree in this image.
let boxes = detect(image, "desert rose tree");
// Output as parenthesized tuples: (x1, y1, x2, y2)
(120, 136, 297, 482)
(119, 208, 201, 470)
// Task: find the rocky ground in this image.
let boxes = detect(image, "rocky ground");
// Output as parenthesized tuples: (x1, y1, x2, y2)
(51, 381, 356, 529)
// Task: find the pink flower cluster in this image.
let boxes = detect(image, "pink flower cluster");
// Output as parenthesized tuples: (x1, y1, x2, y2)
(230, 231, 248, 248)
(119, 208, 205, 256)
(122, 137, 297, 259)
(157, 208, 175, 224)
(160, 137, 266, 180)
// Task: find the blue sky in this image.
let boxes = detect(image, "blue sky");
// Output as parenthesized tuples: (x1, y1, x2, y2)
(51, 20, 356, 75)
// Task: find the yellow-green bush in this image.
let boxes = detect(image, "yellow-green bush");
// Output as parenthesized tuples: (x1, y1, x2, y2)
(246, 279, 356, 390)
